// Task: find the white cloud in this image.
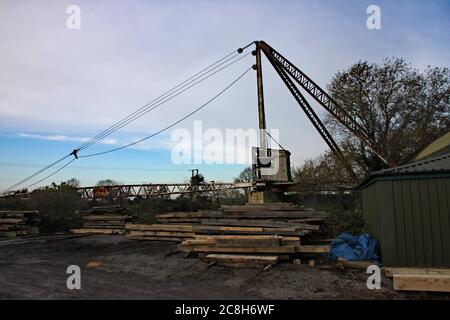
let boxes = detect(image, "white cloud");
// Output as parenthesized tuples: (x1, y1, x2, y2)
(18, 133, 117, 145)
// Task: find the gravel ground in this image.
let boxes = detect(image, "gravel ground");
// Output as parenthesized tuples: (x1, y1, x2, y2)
(0, 235, 447, 300)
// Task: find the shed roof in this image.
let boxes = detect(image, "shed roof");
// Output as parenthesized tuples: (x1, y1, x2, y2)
(376, 152, 450, 175)
(358, 151, 450, 189)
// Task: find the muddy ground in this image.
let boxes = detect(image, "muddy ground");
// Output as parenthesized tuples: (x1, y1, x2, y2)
(0, 235, 446, 300)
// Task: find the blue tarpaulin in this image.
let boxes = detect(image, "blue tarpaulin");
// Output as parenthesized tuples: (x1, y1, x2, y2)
(329, 233, 380, 262)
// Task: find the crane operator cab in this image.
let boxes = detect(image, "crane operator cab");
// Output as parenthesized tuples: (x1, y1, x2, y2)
(251, 147, 292, 183)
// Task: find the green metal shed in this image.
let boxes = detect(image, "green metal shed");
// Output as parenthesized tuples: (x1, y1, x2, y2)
(359, 152, 450, 267)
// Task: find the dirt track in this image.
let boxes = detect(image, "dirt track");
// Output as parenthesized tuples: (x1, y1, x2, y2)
(0, 235, 445, 300)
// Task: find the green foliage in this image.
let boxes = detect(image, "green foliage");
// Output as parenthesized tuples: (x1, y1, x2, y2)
(325, 207, 366, 237)
(29, 183, 86, 233)
(217, 189, 247, 205)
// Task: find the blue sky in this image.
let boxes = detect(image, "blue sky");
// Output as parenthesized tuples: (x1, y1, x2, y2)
(0, 0, 449, 190)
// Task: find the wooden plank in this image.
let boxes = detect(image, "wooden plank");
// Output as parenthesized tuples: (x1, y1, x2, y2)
(70, 228, 125, 235)
(157, 218, 202, 223)
(393, 274, 450, 292)
(296, 245, 329, 253)
(193, 235, 281, 247)
(338, 258, 377, 269)
(200, 218, 319, 230)
(156, 211, 222, 219)
(0, 225, 15, 231)
(220, 211, 324, 218)
(204, 254, 278, 265)
(125, 223, 193, 232)
(384, 267, 450, 277)
(178, 244, 296, 253)
(192, 225, 306, 236)
(83, 224, 124, 229)
(127, 236, 185, 242)
(129, 230, 194, 237)
(194, 235, 281, 240)
(83, 215, 131, 220)
(0, 218, 23, 224)
(0, 231, 17, 237)
(182, 239, 216, 245)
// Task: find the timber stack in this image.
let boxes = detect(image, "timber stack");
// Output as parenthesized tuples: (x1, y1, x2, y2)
(136, 203, 331, 267)
(71, 205, 135, 235)
(0, 210, 40, 238)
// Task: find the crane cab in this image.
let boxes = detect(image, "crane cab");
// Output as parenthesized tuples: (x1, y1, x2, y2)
(251, 147, 292, 183)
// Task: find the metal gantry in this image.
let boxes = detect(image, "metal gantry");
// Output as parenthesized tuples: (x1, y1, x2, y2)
(76, 182, 251, 199)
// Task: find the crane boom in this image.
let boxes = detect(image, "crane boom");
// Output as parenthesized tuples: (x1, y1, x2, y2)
(268, 59, 359, 181)
(254, 41, 388, 165)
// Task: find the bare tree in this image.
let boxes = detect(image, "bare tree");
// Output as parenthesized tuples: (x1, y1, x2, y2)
(326, 58, 449, 174)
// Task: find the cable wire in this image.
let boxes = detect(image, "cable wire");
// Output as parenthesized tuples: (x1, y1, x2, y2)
(77, 52, 252, 151)
(79, 66, 252, 158)
(76, 40, 256, 151)
(22, 158, 76, 190)
(1, 154, 71, 193)
(78, 52, 250, 151)
(265, 130, 286, 150)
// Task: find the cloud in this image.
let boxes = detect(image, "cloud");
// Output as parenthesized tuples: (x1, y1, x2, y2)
(18, 133, 117, 145)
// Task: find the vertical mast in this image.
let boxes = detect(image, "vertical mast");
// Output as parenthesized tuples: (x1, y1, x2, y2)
(254, 48, 267, 149)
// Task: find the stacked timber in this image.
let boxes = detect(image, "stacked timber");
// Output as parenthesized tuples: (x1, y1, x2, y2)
(71, 206, 135, 235)
(158, 203, 330, 266)
(125, 223, 194, 241)
(0, 210, 40, 238)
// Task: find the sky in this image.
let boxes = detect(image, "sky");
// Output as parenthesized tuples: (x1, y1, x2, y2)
(0, 0, 449, 191)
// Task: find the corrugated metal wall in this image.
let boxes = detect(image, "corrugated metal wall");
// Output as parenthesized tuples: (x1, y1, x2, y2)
(361, 175, 450, 267)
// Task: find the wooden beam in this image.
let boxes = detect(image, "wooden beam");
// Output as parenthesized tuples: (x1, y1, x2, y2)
(384, 267, 450, 277)
(296, 245, 329, 253)
(129, 230, 194, 237)
(393, 274, 450, 292)
(178, 244, 296, 254)
(125, 223, 193, 232)
(70, 228, 125, 235)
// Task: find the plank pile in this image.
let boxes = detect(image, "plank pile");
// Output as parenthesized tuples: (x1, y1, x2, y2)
(71, 206, 135, 235)
(125, 223, 194, 241)
(385, 267, 450, 292)
(157, 203, 330, 267)
(0, 210, 40, 238)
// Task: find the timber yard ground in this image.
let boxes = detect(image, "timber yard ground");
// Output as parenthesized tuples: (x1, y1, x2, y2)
(0, 235, 447, 300)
